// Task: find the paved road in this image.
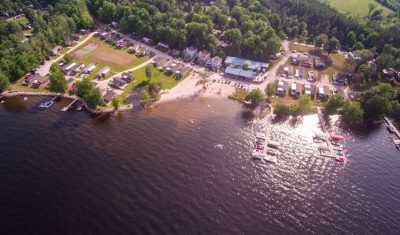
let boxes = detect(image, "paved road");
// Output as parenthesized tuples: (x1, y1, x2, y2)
(37, 32, 96, 76)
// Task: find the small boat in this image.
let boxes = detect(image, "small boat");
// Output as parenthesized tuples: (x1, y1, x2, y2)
(252, 152, 264, 160)
(263, 155, 277, 164)
(335, 152, 346, 162)
(23, 97, 28, 101)
(267, 140, 280, 149)
(266, 148, 280, 156)
(330, 133, 344, 141)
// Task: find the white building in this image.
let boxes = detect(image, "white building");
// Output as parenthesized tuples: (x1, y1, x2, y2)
(183, 46, 198, 60)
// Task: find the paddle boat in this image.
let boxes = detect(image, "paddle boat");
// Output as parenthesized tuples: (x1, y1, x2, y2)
(335, 152, 346, 162)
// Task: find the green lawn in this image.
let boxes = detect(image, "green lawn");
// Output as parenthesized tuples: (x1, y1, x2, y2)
(326, 0, 392, 16)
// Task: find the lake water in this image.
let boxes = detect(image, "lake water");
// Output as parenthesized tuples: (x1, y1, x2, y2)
(0, 96, 399, 234)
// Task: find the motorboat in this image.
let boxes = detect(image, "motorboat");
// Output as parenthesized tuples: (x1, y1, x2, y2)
(263, 155, 277, 164)
(267, 141, 280, 149)
(330, 133, 344, 141)
(252, 152, 264, 160)
(335, 152, 346, 162)
(266, 148, 280, 156)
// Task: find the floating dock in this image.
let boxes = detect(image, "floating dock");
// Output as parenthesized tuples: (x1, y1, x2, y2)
(317, 108, 335, 158)
(383, 116, 400, 147)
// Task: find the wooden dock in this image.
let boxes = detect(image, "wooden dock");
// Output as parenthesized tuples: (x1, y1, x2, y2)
(317, 108, 335, 158)
(61, 98, 78, 112)
(383, 116, 400, 146)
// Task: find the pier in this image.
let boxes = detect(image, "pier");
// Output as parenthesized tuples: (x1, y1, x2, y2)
(383, 116, 400, 147)
(317, 108, 335, 158)
(61, 98, 78, 112)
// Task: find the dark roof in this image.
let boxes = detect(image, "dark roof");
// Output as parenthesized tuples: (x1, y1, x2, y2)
(103, 90, 117, 102)
(109, 77, 127, 88)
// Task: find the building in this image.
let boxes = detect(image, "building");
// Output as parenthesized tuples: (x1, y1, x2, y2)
(307, 70, 317, 82)
(96, 66, 110, 79)
(64, 38, 75, 47)
(225, 66, 257, 80)
(84, 64, 96, 74)
(153, 57, 167, 67)
(224, 56, 269, 72)
(318, 85, 330, 100)
(304, 84, 316, 97)
(120, 73, 135, 82)
(382, 68, 397, 82)
(50, 46, 63, 56)
(142, 37, 152, 44)
(197, 50, 211, 65)
(290, 82, 302, 97)
(183, 46, 198, 60)
(171, 49, 181, 58)
(349, 52, 361, 61)
(207, 56, 223, 71)
(333, 73, 348, 83)
(290, 54, 301, 65)
(156, 42, 169, 51)
(109, 77, 127, 89)
(62, 62, 76, 74)
(103, 89, 117, 103)
(277, 80, 288, 97)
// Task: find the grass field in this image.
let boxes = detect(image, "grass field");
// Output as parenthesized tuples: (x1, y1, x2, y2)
(69, 38, 149, 74)
(326, 0, 392, 16)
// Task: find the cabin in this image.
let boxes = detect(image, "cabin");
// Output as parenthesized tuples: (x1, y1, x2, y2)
(84, 63, 96, 74)
(304, 84, 316, 97)
(62, 62, 76, 74)
(96, 66, 110, 79)
(153, 57, 167, 67)
(69, 63, 85, 76)
(183, 46, 198, 61)
(197, 50, 211, 65)
(64, 38, 75, 47)
(50, 46, 63, 56)
(142, 37, 152, 44)
(318, 85, 330, 100)
(277, 80, 288, 97)
(290, 82, 302, 97)
(171, 49, 182, 58)
(109, 77, 127, 89)
(207, 56, 223, 71)
(156, 42, 169, 52)
(120, 73, 135, 82)
(103, 89, 117, 103)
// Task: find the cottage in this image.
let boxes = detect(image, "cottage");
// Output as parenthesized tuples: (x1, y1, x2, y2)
(96, 66, 110, 79)
(318, 85, 330, 100)
(183, 46, 198, 60)
(84, 63, 96, 74)
(142, 37, 152, 44)
(120, 73, 135, 82)
(224, 56, 269, 72)
(277, 80, 288, 97)
(153, 57, 167, 67)
(304, 84, 316, 97)
(69, 63, 85, 76)
(156, 42, 169, 51)
(290, 82, 302, 97)
(171, 49, 181, 58)
(207, 56, 223, 71)
(50, 46, 63, 56)
(64, 38, 75, 47)
(103, 89, 117, 103)
(109, 77, 127, 89)
(197, 50, 211, 65)
(99, 32, 109, 39)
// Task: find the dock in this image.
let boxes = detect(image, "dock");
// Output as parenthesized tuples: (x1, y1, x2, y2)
(61, 98, 78, 112)
(317, 108, 335, 158)
(383, 116, 400, 147)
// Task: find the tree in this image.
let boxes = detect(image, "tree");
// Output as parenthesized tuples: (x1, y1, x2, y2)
(324, 37, 340, 55)
(145, 64, 154, 80)
(363, 95, 392, 121)
(265, 82, 277, 96)
(0, 72, 10, 92)
(297, 95, 313, 114)
(49, 69, 67, 93)
(324, 94, 345, 114)
(244, 88, 264, 110)
(345, 31, 357, 48)
(111, 98, 120, 110)
(341, 101, 364, 126)
(274, 101, 294, 118)
(85, 87, 104, 109)
(99, 1, 117, 23)
(76, 78, 93, 99)
(64, 54, 73, 63)
(140, 89, 151, 105)
(314, 34, 328, 48)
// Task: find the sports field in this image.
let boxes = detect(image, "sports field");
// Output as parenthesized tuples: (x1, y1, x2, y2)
(327, 0, 392, 16)
(69, 38, 150, 74)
